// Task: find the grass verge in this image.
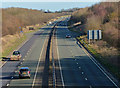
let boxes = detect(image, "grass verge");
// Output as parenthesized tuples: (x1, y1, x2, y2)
(77, 37, 120, 82)
(2, 34, 27, 57)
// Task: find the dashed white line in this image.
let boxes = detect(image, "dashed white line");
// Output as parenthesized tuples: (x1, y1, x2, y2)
(78, 41, 119, 88)
(11, 77, 13, 79)
(0, 32, 35, 68)
(85, 78, 88, 80)
(32, 37, 47, 88)
(6, 84, 9, 86)
(89, 85, 92, 88)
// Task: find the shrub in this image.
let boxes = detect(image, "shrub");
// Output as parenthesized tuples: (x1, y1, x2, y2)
(2, 8, 69, 36)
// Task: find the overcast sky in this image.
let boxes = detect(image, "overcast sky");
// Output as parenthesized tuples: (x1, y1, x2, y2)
(2, 2, 100, 12)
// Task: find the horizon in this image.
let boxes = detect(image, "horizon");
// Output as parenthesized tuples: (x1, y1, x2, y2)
(1, 2, 100, 12)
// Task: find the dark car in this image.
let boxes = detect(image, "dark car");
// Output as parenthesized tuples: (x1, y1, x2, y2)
(29, 27, 34, 30)
(19, 67, 31, 78)
(66, 34, 71, 38)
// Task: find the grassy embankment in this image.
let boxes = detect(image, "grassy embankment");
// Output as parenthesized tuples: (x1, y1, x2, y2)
(77, 36, 120, 80)
(68, 2, 120, 81)
(2, 7, 70, 57)
(2, 34, 26, 57)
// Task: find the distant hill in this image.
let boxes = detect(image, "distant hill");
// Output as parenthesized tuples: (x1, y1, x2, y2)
(68, 2, 119, 48)
(2, 7, 70, 36)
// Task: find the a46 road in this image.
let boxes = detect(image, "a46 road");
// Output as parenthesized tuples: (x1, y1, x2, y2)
(0, 17, 119, 88)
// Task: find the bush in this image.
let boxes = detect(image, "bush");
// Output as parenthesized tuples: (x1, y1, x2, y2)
(86, 15, 102, 30)
(2, 8, 69, 36)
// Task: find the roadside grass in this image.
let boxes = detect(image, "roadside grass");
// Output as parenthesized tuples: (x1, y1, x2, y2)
(68, 26, 79, 33)
(77, 36, 120, 81)
(2, 27, 40, 58)
(1, 22, 48, 58)
(1, 17, 59, 59)
(24, 30, 38, 34)
(2, 34, 27, 57)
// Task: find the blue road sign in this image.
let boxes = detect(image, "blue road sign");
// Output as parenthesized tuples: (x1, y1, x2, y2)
(87, 30, 102, 40)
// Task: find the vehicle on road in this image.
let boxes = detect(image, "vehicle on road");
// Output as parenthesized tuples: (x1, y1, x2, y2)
(66, 34, 71, 38)
(10, 51, 21, 61)
(19, 67, 31, 78)
(29, 27, 34, 30)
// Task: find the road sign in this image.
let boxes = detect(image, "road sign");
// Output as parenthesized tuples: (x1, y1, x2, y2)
(87, 30, 102, 43)
(87, 30, 93, 39)
(97, 30, 102, 39)
(94, 30, 97, 39)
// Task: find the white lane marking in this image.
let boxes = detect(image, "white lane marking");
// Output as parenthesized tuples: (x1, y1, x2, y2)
(11, 77, 13, 79)
(79, 43, 119, 88)
(0, 30, 45, 68)
(0, 61, 7, 68)
(79, 67, 81, 69)
(56, 31, 65, 88)
(77, 63, 78, 64)
(82, 72, 84, 74)
(32, 38, 47, 88)
(85, 78, 88, 80)
(6, 84, 9, 86)
(89, 85, 92, 88)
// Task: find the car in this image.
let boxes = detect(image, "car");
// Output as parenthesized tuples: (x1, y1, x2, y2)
(66, 34, 71, 38)
(19, 67, 31, 78)
(10, 51, 21, 61)
(29, 27, 34, 30)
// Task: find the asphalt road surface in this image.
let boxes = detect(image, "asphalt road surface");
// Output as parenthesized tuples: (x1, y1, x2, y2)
(0, 19, 60, 88)
(1, 17, 119, 88)
(54, 18, 119, 88)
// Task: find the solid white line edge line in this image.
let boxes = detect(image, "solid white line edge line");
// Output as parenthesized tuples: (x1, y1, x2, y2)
(56, 29, 65, 88)
(79, 43, 119, 88)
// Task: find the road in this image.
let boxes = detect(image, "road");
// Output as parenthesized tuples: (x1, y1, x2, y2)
(53, 18, 119, 88)
(0, 19, 60, 88)
(1, 17, 119, 88)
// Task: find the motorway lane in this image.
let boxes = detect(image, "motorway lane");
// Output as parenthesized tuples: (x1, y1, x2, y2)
(8, 28, 49, 87)
(1, 25, 53, 87)
(55, 19, 118, 88)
